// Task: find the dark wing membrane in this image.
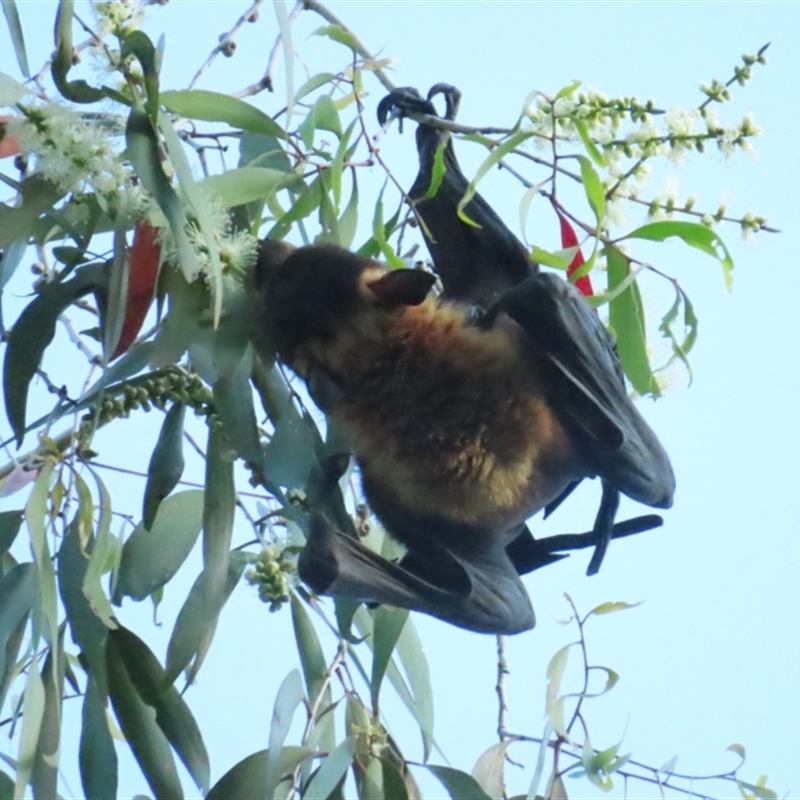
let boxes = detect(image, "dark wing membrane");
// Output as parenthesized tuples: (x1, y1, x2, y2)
(379, 86, 534, 308)
(494, 272, 675, 509)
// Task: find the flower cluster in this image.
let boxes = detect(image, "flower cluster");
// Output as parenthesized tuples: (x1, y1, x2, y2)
(93, 0, 146, 38)
(8, 103, 132, 197)
(246, 544, 298, 612)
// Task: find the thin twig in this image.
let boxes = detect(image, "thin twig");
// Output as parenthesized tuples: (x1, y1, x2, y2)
(495, 634, 510, 742)
(188, 0, 265, 90)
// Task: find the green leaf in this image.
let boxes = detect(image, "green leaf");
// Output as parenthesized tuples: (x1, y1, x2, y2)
(206, 747, 313, 800)
(164, 550, 248, 686)
(200, 167, 299, 210)
(457, 131, 535, 222)
(26, 464, 58, 645)
(313, 94, 342, 138)
(530, 245, 570, 270)
(395, 616, 434, 761)
(299, 103, 316, 150)
(212, 345, 261, 463)
(52, 0, 109, 103)
(302, 737, 356, 800)
(1, 3, 30, 78)
(626, 220, 734, 290)
(106, 630, 184, 799)
(57, 518, 110, 697)
(0, 605, 28, 715)
(269, 178, 323, 240)
(0, 511, 23, 561)
(111, 626, 210, 793)
(295, 72, 338, 102)
(14, 657, 45, 797)
(572, 117, 607, 167)
(290, 593, 328, 706)
(120, 30, 159, 121)
(0, 563, 36, 684)
(0, 768, 13, 799)
(590, 600, 643, 616)
(79, 676, 118, 800)
(427, 765, 492, 800)
(125, 109, 198, 278)
(555, 79, 581, 100)
(425, 141, 448, 200)
(606, 246, 659, 396)
(81, 469, 117, 630)
(32, 630, 66, 799)
(142, 402, 186, 530)
(657, 283, 697, 383)
(158, 109, 224, 325)
(576, 154, 605, 225)
(261, 413, 317, 489)
(273, 0, 295, 125)
(312, 24, 359, 52)
(545, 644, 571, 715)
(370, 606, 408, 711)
(161, 90, 287, 138)
(265, 669, 306, 800)
(202, 420, 235, 599)
(114, 489, 205, 603)
(3, 262, 103, 444)
(0, 174, 66, 250)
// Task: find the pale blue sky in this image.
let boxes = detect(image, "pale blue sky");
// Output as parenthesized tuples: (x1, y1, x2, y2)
(1, 1, 799, 797)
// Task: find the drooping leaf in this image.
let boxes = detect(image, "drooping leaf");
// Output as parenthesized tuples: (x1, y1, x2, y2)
(290, 593, 328, 705)
(26, 463, 58, 646)
(125, 108, 198, 279)
(161, 90, 287, 139)
(303, 737, 357, 800)
(625, 220, 734, 290)
(0, 563, 36, 683)
(1, 2, 30, 77)
(427, 765, 492, 800)
(110, 626, 210, 793)
(32, 628, 66, 799)
(206, 747, 313, 800)
(576, 155, 605, 226)
(545, 645, 571, 716)
(606, 246, 659, 396)
(52, 0, 106, 101)
(0, 175, 66, 250)
(164, 550, 248, 686)
(142, 401, 186, 531)
(120, 31, 159, 121)
(200, 167, 299, 210)
(370, 606, 408, 712)
(79, 675, 118, 800)
(14, 657, 45, 797)
(0, 510, 22, 560)
(264, 669, 306, 800)
(106, 629, 184, 799)
(3, 262, 103, 444)
(113, 489, 204, 603)
(157, 109, 224, 325)
(395, 616, 434, 761)
(57, 517, 110, 696)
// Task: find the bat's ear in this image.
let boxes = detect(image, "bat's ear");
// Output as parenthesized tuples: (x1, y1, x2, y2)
(366, 269, 436, 307)
(255, 239, 295, 289)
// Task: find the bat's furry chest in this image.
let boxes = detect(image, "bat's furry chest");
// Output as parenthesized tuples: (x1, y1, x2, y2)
(325, 302, 579, 526)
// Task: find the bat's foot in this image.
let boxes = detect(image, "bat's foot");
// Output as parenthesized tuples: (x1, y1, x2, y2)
(377, 84, 462, 127)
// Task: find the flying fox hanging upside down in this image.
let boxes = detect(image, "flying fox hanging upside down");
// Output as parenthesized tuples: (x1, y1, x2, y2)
(251, 85, 675, 635)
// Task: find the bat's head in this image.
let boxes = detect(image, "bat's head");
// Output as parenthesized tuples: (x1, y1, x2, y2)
(255, 242, 436, 372)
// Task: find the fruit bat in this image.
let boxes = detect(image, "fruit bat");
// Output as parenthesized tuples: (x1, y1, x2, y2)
(252, 85, 674, 635)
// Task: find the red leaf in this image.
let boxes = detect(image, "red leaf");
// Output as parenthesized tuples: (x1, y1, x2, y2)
(557, 211, 594, 298)
(111, 221, 161, 359)
(0, 115, 21, 159)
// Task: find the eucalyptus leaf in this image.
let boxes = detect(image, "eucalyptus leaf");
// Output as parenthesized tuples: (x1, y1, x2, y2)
(142, 402, 186, 531)
(79, 676, 118, 800)
(114, 489, 204, 603)
(206, 747, 313, 800)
